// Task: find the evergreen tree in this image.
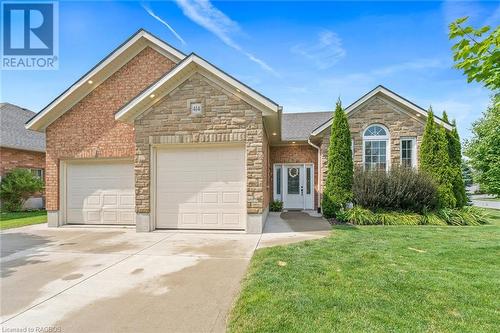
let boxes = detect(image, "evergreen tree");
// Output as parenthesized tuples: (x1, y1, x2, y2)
(419, 108, 456, 208)
(442, 112, 467, 207)
(322, 99, 353, 218)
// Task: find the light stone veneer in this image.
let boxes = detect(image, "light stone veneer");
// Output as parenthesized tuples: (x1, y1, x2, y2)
(320, 96, 426, 192)
(134, 72, 265, 231)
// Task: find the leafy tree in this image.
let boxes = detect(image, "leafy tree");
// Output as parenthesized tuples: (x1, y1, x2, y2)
(465, 95, 500, 195)
(449, 17, 500, 90)
(462, 160, 474, 187)
(322, 100, 353, 218)
(419, 108, 456, 208)
(442, 112, 467, 207)
(0, 168, 44, 212)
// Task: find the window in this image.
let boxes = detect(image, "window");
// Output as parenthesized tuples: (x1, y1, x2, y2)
(287, 167, 300, 194)
(190, 102, 202, 114)
(306, 167, 311, 194)
(351, 139, 355, 160)
(401, 137, 416, 168)
(363, 124, 390, 171)
(30, 168, 43, 179)
(276, 166, 281, 195)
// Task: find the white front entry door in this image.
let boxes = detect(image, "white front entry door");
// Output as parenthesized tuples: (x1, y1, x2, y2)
(284, 166, 304, 209)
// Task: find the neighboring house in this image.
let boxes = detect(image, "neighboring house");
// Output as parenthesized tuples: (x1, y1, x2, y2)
(26, 29, 451, 232)
(1, 103, 46, 209)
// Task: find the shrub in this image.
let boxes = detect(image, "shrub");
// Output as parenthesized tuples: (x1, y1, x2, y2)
(322, 99, 353, 218)
(343, 206, 376, 225)
(352, 167, 437, 213)
(443, 112, 467, 207)
(0, 168, 44, 212)
(420, 109, 456, 208)
(270, 200, 283, 212)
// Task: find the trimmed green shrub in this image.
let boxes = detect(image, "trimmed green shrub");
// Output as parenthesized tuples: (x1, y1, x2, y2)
(420, 108, 456, 208)
(343, 206, 376, 225)
(0, 168, 44, 212)
(443, 112, 467, 207)
(322, 99, 353, 218)
(352, 167, 437, 213)
(270, 200, 283, 212)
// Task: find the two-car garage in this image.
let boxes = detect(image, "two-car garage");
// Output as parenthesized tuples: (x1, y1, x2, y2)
(63, 145, 247, 230)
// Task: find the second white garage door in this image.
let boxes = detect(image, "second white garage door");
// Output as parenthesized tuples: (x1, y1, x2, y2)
(156, 145, 246, 230)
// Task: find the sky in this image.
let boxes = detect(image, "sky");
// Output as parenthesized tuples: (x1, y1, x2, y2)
(1, 0, 499, 140)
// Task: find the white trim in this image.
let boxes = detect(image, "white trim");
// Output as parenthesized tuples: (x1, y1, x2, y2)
(311, 86, 453, 136)
(362, 124, 390, 172)
(26, 30, 185, 132)
(275, 163, 314, 210)
(400, 136, 417, 168)
(115, 54, 280, 122)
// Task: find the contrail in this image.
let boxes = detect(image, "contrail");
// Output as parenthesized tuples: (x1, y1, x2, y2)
(142, 3, 186, 45)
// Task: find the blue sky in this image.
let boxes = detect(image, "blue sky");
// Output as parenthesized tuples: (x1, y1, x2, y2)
(1, 0, 499, 139)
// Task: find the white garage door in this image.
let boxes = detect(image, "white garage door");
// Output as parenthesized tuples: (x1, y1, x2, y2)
(66, 161, 135, 225)
(156, 145, 246, 230)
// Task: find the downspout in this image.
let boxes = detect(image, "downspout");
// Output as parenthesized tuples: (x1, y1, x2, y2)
(307, 137, 321, 213)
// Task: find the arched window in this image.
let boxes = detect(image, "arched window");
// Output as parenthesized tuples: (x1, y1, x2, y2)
(363, 124, 390, 171)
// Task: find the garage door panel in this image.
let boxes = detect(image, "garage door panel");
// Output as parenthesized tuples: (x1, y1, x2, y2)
(66, 161, 135, 225)
(156, 145, 246, 230)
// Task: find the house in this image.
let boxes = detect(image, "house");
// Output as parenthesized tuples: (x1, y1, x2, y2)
(1, 103, 46, 209)
(26, 29, 451, 232)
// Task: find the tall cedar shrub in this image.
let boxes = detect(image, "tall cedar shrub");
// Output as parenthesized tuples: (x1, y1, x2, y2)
(419, 108, 456, 208)
(442, 112, 467, 207)
(322, 100, 353, 218)
(0, 168, 44, 211)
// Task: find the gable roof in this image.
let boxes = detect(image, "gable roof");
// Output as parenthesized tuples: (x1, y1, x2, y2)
(281, 112, 331, 141)
(26, 29, 186, 132)
(115, 53, 280, 122)
(311, 85, 453, 136)
(1, 103, 45, 152)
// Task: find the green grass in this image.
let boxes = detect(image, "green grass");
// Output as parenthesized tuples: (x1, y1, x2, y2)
(0, 210, 47, 230)
(229, 208, 500, 332)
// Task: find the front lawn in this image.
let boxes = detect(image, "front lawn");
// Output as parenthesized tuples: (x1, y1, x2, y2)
(229, 208, 500, 332)
(0, 210, 47, 230)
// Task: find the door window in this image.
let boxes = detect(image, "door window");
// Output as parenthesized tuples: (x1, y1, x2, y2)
(287, 167, 300, 194)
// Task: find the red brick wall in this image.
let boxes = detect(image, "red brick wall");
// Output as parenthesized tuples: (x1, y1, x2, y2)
(0, 147, 45, 176)
(270, 144, 319, 208)
(44, 47, 176, 211)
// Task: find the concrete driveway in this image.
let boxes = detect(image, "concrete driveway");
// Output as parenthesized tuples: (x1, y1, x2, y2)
(1, 212, 330, 332)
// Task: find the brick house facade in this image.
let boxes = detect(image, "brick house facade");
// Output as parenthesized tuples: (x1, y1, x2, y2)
(26, 30, 451, 233)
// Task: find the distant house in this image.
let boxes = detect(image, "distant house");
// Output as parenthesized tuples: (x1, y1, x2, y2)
(0, 103, 46, 209)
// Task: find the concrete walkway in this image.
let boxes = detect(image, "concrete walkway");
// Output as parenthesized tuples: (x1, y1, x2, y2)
(1, 212, 330, 333)
(470, 195, 500, 210)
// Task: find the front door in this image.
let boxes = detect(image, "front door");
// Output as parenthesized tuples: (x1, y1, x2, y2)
(284, 166, 303, 209)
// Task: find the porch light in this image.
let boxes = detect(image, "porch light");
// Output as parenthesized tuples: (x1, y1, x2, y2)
(292, 141, 296, 144)
(272, 132, 277, 136)
(87, 80, 93, 84)
(149, 94, 155, 98)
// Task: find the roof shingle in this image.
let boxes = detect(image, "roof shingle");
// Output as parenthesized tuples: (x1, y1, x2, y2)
(0, 103, 45, 152)
(281, 111, 332, 141)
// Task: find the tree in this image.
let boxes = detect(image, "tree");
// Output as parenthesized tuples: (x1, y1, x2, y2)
(0, 168, 44, 212)
(449, 17, 500, 90)
(462, 160, 474, 187)
(322, 99, 353, 218)
(419, 108, 456, 208)
(465, 95, 500, 196)
(442, 112, 467, 207)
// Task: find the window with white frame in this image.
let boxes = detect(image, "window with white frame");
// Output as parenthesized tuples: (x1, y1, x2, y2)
(363, 124, 390, 171)
(274, 165, 282, 200)
(30, 168, 44, 181)
(400, 137, 416, 168)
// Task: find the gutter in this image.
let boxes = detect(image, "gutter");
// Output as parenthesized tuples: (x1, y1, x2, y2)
(307, 138, 321, 212)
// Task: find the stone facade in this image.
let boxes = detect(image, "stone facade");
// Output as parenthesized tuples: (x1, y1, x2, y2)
(44, 47, 175, 211)
(134, 72, 265, 215)
(270, 144, 319, 208)
(0, 147, 45, 177)
(320, 96, 426, 193)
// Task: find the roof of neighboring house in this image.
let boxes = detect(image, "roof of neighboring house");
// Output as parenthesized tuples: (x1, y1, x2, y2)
(0, 103, 45, 152)
(281, 111, 332, 141)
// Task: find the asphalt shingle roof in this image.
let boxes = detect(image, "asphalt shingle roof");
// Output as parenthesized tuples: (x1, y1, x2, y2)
(0, 103, 45, 152)
(281, 111, 332, 141)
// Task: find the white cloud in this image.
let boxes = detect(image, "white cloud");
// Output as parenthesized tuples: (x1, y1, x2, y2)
(141, 3, 186, 45)
(291, 30, 346, 69)
(174, 0, 277, 75)
(371, 58, 449, 76)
